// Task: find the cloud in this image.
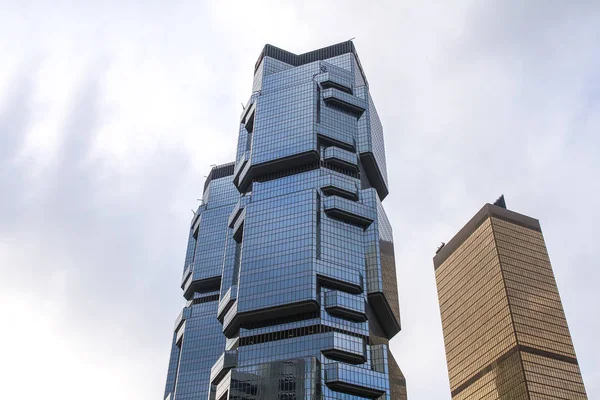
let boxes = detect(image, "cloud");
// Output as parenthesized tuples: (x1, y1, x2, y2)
(0, 55, 196, 398)
(0, 1, 598, 399)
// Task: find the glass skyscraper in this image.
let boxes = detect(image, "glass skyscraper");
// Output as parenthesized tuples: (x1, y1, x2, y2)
(433, 196, 588, 399)
(163, 41, 406, 400)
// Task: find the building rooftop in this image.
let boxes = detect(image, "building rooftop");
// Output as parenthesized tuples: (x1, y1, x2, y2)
(433, 197, 541, 269)
(255, 40, 368, 86)
(203, 162, 235, 193)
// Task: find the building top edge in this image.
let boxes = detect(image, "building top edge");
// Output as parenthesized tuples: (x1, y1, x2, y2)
(203, 161, 236, 193)
(433, 203, 541, 270)
(254, 40, 369, 86)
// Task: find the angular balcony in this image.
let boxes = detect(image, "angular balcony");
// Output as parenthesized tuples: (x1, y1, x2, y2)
(217, 285, 238, 322)
(190, 204, 205, 229)
(222, 294, 320, 338)
(324, 196, 375, 228)
(213, 370, 232, 400)
(316, 265, 363, 294)
(321, 175, 359, 201)
(175, 319, 186, 346)
(228, 195, 251, 228)
(232, 208, 246, 243)
(316, 72, 353, 94)
(173, 306, 192, 332)
(234, 155, 253, 192)
(321, 332, 366, 364)
(183, 275, 222, 301)
(222, 301, 238, 337)
(366, 234, 401, 338)
(323, 146, 358, 171)
(322, 88, 367, 116)
(358, 150, 388, 201)
(370, 344, 388, 373)
(232, 151, 250, 187)
(180, 264, 192, 290)
(210, 350, 238, 385)
(317, 125, 355, 151)
(324, 362, 387, 398)
(240, 100, 255, 124)
(182, 262, 222, 299)
(324, 290, 366, 322)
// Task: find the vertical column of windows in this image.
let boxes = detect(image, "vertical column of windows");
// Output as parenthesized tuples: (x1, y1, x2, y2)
(245, 112, 254, 152)
(232, 240, 242, 287)
(172, 341, 184, 400)
(184, 228, 198, 270)
(316, 84, 321, 124)
(316, 192, 321, 260)
(245, 130, 252, 152)
(164, 334, 182, 400)
(192, 230, 198, 264)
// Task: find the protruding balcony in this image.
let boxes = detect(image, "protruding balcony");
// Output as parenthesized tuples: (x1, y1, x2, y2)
(175, 319, 186, 346)
(316, 266, 363, 294)
(182, 262, 221, 299)
(370, 344, 388, 373)
(324, 290, 366, 321)
(232, 208, 246, 243)
(174, 306, 192, 332)
(183, 275, 222, 300)
(228, 195, 251, 228)
(222, 295, 320, 338)
(240, 101, 255, 124)
(203, 162, 236, 197)
(232, 151, 250, 187)
(234, 155, 253, 192)
(366, 235, 401, 338)
(324, 196, 375, 228)
(323, 146, 358, 170)
(317, 125, 355, 151)
(324, 362, 387, 398)
(213, 370, 232, 400)
(181, 264, 192, 290)
(316, 72, 353, 94)
(190, 204, 205, 229)
(217, 285, 238, 322)
(210, 350, 238, 385)
(222, 302, 238, 337)
(321, 175, 359, 201)
(322, 88, 367, 116)
(321, 332, 366, 364)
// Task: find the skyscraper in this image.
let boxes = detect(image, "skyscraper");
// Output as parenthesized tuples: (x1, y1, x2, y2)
(433, 196, 587, 399)
(163, 41, 406, 400)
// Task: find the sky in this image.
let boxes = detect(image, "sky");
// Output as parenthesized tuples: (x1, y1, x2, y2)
(0, 1, 599, 399)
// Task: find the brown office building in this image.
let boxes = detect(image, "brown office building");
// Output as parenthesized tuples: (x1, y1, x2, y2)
(433, 196, 587, 399)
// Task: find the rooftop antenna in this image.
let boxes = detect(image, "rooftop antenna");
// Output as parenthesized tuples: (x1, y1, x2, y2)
(348, 37, 356, 41)
(435, 242, 446, 254)
(493, 194, 507, 209)
(241, 103, 245, 111)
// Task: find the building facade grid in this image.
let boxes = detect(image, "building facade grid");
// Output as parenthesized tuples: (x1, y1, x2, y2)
(434, 201, 587, 399)
(164, 41, 405, 400)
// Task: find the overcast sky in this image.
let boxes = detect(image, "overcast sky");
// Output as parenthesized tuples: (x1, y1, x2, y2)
(1, 1, 599, 399)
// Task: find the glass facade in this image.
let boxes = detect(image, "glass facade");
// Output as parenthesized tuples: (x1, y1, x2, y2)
(434, 200, 588, 399)
(164, 41, 405, 400)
